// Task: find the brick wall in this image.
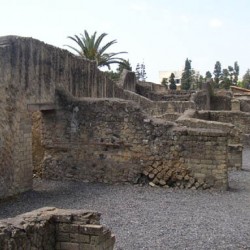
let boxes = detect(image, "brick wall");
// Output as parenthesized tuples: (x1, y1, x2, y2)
(0, 207, 115, 250)
(196, 110, 250, 135)
(0, 36, 130, 199)
(39, 89, 229, 190)
(178, 110, 243, 170)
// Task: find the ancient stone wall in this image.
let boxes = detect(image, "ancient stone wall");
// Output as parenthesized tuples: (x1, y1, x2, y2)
(135, 82, 194, 101)
(196, 110, 250, 135)
(121, 90, 195, 116)
(191, 90, 209, 110)
(0, 36, 129, 199)
(210, 95, 232, 110)
(177, 110, 243, 170)
(239, 99, 250, 112)
(116, 69, 136, 92)
(0, 207, 115, 250)
(39, 89, 229, 190)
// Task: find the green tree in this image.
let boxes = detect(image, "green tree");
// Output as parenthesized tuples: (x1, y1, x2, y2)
(221, 68, 231, 89)
(205, 71, 212, 80)
(213, 61, 222, 88)
(169, 73, 177, 90)
(117, 59, 132, 74)
(66, 30, 127, 69)
(233, 61, 240, 84)
(106, 59, 132, 82)
(228, 65, 234, 84)
(196, 75, 204, 90)
(161, 78, 168, 88)
(181, 58, 193, 90)
(242, 69, 250, 89)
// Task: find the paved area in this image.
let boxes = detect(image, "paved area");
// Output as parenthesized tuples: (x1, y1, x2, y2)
(0, 148, 250, 249)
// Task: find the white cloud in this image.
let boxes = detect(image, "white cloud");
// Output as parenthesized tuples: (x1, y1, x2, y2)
(209, 18, 223, 28)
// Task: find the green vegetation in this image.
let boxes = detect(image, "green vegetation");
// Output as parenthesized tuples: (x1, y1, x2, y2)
(66, 30, 127, 69)
(105, 59, 132, 81)
(181, 58, 194, 90)
(161, 77, 168, 89)
(169, 73, 177, 90)
(241, 69, 250, 89)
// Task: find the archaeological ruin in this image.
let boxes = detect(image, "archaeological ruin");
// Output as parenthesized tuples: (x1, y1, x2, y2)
(0, 36, 250, 249)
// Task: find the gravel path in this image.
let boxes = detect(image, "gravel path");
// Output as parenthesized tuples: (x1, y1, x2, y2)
(1, 148, 250, 249)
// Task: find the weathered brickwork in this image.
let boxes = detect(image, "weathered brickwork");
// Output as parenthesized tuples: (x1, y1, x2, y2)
(39, 89, 229, 190)
(0, 207, 115, 250)
(195, 110, 250, 135)
(0, 35, 242, 200)
(178, 110, 243, 170)
(0, 35, 133, 199)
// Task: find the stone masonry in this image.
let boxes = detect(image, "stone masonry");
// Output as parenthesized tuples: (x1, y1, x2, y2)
(0, 35, 136, 199)
(0, 207, 115, 250)
(0, 35, 243, 200)
(36, 89, 229, 190)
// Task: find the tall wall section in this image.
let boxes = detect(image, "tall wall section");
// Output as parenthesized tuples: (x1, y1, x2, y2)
(0, 35, 130, 199)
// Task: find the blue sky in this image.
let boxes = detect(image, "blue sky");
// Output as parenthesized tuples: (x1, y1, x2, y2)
(1, 0, 249, 83)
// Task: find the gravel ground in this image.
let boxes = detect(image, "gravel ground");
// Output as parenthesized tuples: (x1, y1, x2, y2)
(1, 148, 250, 250)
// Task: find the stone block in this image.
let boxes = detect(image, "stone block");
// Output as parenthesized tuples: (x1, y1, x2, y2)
(70, 233, 90, 243)
(60, 242, 80, 250)
(79, 225, 104, 236)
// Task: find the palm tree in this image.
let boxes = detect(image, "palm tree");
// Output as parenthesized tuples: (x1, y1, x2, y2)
(66, 30, 127, 69)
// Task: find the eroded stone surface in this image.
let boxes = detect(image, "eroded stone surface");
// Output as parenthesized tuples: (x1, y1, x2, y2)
(0, 207, 115, 250)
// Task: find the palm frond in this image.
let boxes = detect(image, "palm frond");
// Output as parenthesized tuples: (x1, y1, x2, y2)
(99, 40, 117, 55)
(95, 33, 108, 51)
(66, 30, 128, 69)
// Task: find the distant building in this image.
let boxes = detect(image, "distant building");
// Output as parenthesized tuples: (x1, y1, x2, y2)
(159, 70, 200, 89)
(159, 70, 183, 86)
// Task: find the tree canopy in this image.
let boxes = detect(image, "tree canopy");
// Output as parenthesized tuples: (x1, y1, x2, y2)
(242, 69, 250, 89)
(181, 58, 194, 90)
(169, 73, 177, 90)
(66, 30, 127, 69)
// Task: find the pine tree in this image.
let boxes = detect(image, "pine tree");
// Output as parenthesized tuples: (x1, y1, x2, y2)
(161, 78, 168, 88)
(169, 73, 177, 90)
(242, 69, 250, 89)
(181, 58, 193, 90)
(135, 63, 141, 81)
(213, 61, 222, 88)
(135, 62, 147, 82)
(233, 61, 240, 84)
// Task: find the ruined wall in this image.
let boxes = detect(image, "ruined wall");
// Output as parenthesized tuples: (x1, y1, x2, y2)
(40, 90, 229, 190)
(191, 90, 209, 110)
(116, 69, 136, 92)
(177, 110, 243, 170)
(210, 95, 231, 110)
(0, 35, 126, 199)
(196, 110, 250, 135)
(121, 90, 195, 116)
(239, 99, 250, 112)
(0, 207, 115, 250)
(135, 82, 194, 101)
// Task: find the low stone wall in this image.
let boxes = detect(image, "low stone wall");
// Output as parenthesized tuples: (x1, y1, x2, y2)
(195, 110, 250, 135)
(122, 90, 195, 116)
(135, 82, 194, 102)
(0, 207, 115, 250)
(38, 89, 230, 190)
(178, 110, 243, 170)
